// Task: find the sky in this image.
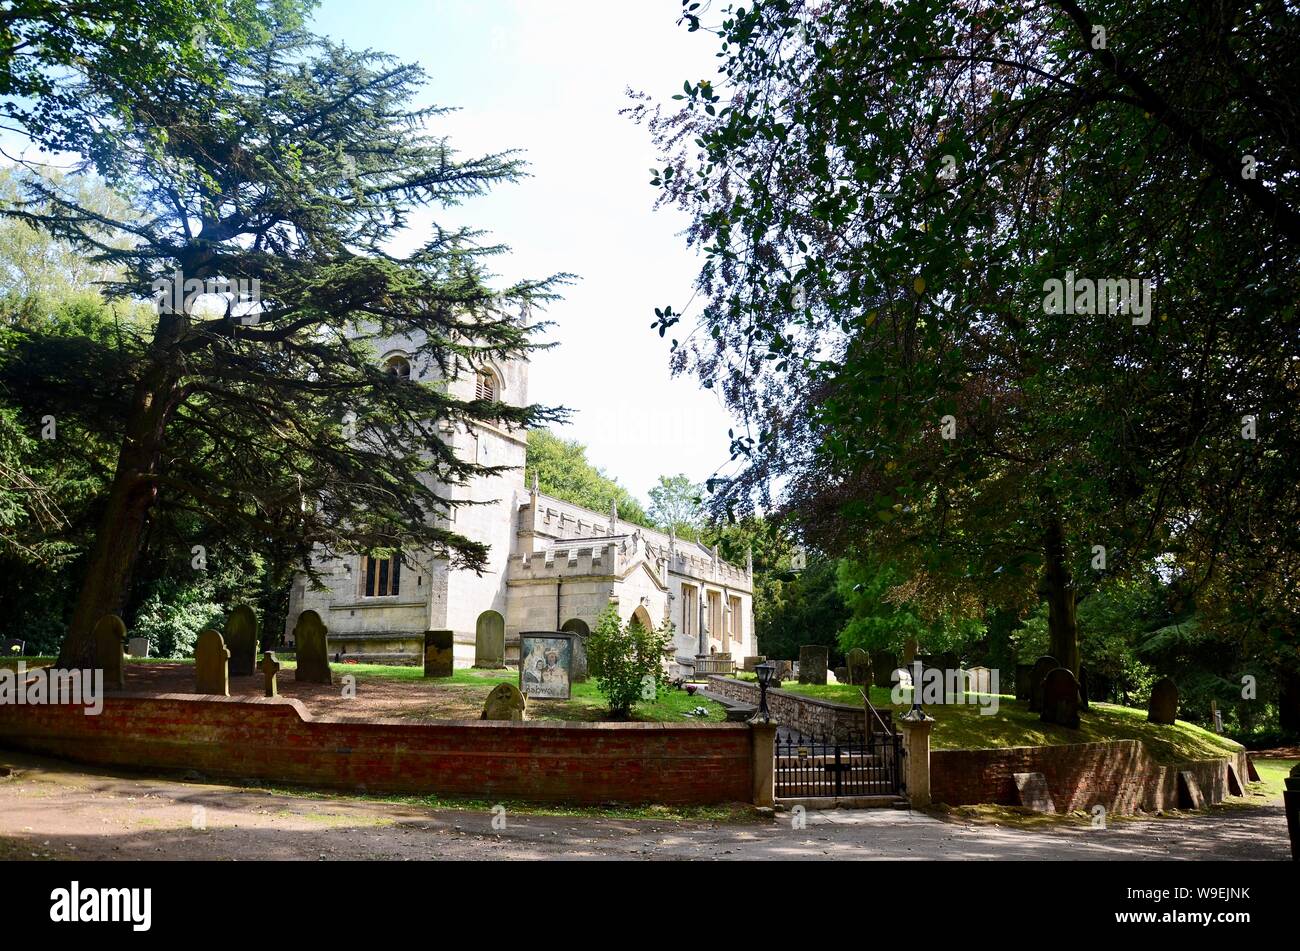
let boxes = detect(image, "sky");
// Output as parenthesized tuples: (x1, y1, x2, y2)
(308, 0, 739, 505)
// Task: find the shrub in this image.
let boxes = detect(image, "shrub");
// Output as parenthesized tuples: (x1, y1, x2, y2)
(585, 604, 672, 718)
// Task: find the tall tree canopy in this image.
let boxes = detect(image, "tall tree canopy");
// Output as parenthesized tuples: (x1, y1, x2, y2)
(636, 0, 1300, 685)
(2, 11, 567, 666)
(524, 429, 650, 527)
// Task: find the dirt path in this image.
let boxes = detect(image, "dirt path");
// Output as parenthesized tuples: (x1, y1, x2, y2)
(0, 752, 1289, 861)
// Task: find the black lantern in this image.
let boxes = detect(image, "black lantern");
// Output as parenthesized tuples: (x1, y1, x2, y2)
(755, 661, 775, 720)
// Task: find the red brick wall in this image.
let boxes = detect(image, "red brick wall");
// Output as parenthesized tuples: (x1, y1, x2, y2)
(0, 693, 753, 805)
(931, 740, 1249, 814)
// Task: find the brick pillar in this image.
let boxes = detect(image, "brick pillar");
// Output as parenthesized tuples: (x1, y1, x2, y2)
(898, 712, 935, 808)
(748, 718, 777, 807)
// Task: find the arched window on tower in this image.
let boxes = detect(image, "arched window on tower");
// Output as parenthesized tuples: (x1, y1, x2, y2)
(475, 368, 497, 401)
(384, 355, 411, 381)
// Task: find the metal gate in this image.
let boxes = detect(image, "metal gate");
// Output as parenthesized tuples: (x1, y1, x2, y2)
(774, 730, 903, 800)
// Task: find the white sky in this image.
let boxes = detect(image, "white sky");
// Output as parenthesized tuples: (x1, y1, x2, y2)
(310, 0, 741, 504)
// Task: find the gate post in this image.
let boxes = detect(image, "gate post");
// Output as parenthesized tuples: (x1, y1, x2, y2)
(898, 710, 935, 808)
(748, 718, 778, 807)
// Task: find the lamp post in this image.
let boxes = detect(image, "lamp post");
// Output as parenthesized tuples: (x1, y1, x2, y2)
(755, 661, 775, 722)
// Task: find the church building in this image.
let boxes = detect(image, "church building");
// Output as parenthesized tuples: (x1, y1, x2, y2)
(284, 328, 754, 672)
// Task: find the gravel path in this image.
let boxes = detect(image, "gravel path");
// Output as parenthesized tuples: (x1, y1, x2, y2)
(0, 752, 1289, 861)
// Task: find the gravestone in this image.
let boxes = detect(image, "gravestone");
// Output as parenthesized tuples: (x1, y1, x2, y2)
(1227, 762, 1244, 797)
(872, 651, 896, 688)
(798, 645, 828, 685)
(1078, 664, 1090, 710)
(1015, 664, 1032, 701)
(832, 665, 849, 684)
(1246, 756, 1261, 782)
(194, 629, 230, 696)
(1039, 667, 1081, 728)
(1028, 655, 1059, 712)
(423, 630, 454, 678)
(1013, 772, 1057, 814)
(1176, 770, 1205, 810)
(481, 682, 526, 721)
(225, 604, 259, 677)
(93, 615, 128, 690)
(474, 615, 505, 669)
(293, 610, 332, 684)
(771, 660, 792, 684)
(1147, 677, 1178, 725)
(846, 648, 871, 687)
(261, 651, 281, 698)
(127, 636, 150, 658)
(742, 655, 766, 672)
(570, 632, 589, 683)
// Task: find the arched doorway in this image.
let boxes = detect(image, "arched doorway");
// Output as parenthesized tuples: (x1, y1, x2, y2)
(474, 610, 505, 669)
(630, 606, 654, 631)
(560, 618, 590, 637)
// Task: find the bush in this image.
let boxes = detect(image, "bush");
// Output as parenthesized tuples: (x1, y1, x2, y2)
(585, 604, 672, 718)
(131, 579, 224, 658)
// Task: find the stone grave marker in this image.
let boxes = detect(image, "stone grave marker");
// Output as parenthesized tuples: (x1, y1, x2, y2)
(93, 614, 128, 689)
(474, 615, 505, 669)
(481, 682, 526, 721)
(225, 604, 259, 677)
(798, 645, 828, 685)
(832, 665, 849, 684)
(742, 655, 766, 673)
(1147, 677, 1178, 725)
(1039, 667, 1081, 728)
(1176, 770, 1205, 810)
(1028, 655, 1059, 712)
(771, 660, 791, 684)
(293, 610, 332, 684)
(127, 636, 150, 658)
(423, 629, 454, 678)
(872, 651, 896, 688)
(1246, 756, 1261, 782)
(261, 651, 281, 698)
(570, 632, 588, 683)
(1015, 664, 1032, 701)
(194, 629, 230, 696)
(1013, 772, 1057, 814)
(846, 648, 871, 686)
(1227, 762, 1244, 797)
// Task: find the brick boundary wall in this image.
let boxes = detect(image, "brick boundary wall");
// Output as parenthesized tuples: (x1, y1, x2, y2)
(0, 693, 753, 805)
(706, 675, 887, 741)
(930, 740, 1251, 814)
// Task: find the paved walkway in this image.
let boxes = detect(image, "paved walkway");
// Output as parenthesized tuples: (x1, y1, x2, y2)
(0, 752, 1289, 861)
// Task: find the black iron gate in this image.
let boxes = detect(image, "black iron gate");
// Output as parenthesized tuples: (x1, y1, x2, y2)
(774, 729, 904, 799)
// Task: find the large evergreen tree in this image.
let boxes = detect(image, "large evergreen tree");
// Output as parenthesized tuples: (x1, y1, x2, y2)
(2, 14, 567, 666)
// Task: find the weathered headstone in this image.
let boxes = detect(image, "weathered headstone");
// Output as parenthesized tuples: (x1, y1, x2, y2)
(1028, 655, 1059, 712)
(771, 660, 792, 684)
(1147, 677, 1178, 725)
(1078, 664, 1090, 710)
(93, 615, 128, 689)
(423, 629, 454, 678)
(832, 665, 849, 684)
(1013, 772, 1057, 814)
(742, 655, 766, 672)
(1015, 664, 1032, 701)
(1226, 762, 1244, 797)
(225, 604, 259, 677)
(293, 610, 331, 684)
(194, 629, 230, 696)
(570, 632, 588, 683)
(474, 615, 505, 669)
(127, 636, 150, 658)
(846, 648, 871, 686)
(798, 645, 828, 685)
(1040, 667, 1081, 728)
(1176, 770, 1205, 810)
(872, 651, 896, 688)
(260, 651, 281, 698)
(481, 682, 526, 721)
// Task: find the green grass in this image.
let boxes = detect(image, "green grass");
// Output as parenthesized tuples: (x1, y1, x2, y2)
(734, 671, 1240, 763)
(1250, 758, 1299, 800)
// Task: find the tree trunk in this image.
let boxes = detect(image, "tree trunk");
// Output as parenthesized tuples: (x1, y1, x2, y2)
(56, 357, 180, 668)
(1280, 666, 1300, 736)
(1041, 516, 1080, 678)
